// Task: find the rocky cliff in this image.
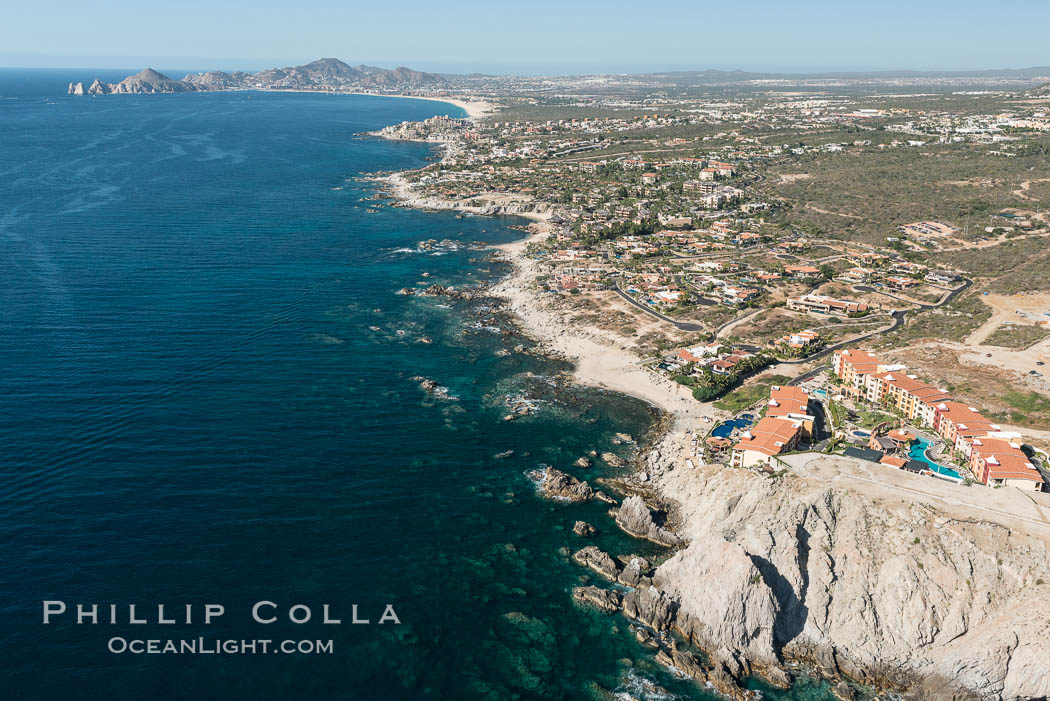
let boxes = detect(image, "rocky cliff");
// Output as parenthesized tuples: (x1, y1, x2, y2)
(635, 462, 1050, 699)
(68, 68, 199, 95)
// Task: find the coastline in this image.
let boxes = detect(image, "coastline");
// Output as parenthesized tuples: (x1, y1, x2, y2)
(491, 228, 715, 428)
(158, 86, 496, 121)
(361, 92, 495, 121)
(372, 105, 1050, 701)
(257, 89, 494, 121)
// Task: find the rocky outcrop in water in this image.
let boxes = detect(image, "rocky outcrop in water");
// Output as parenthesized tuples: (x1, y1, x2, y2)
(574, 578, 762, 700)
(612, 495, 682, 547)
(531, 467, 614, 504)
(572, 585, 621, 613)
(411, 376, 457, 401)
(572, 520, 596, 537)
(572, 546, 654, 589)
(113, 68, 201, 94)
(573, 546, 620, 581)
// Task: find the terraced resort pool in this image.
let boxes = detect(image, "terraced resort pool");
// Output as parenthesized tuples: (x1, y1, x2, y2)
(712, 416, 753, 438)
(909, 436, 963, 481)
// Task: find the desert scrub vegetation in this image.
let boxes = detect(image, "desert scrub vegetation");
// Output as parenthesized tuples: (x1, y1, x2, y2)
(877, 291, 991, 345)
(939, 236, 1050, 281)
(712, 374, 792, 413)
(984, 324, 1050, 349)
(762, 137, 1050, 244)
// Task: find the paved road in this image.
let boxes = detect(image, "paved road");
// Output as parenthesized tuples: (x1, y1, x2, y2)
(613, 286, 707, 331)
(613, 276, 972, 364)
(855, 276, 971, 310)
(776, 277, 974, 366)
(788, 366, 827, 386)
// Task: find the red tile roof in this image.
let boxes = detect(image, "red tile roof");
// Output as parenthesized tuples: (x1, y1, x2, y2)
(733, 417, 801, 457)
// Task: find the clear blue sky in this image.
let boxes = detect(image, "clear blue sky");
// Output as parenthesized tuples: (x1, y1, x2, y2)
(3, 0, 1049, 74)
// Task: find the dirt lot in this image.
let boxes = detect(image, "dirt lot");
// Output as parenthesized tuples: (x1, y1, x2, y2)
(557, 291, 680, 352)
(884, 343, 1050, 441)
(966, 292, 1050, 345)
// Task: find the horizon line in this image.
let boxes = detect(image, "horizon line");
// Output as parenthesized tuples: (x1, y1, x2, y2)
(5, 60, 1050, 79)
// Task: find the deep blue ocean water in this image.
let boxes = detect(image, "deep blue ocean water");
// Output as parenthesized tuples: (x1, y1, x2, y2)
(0, 70, 835, 700)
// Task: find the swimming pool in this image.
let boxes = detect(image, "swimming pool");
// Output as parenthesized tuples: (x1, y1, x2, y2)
(908, 437, 963, 480)
(712, 417, 753, 438)
(852, 429, 871, 438)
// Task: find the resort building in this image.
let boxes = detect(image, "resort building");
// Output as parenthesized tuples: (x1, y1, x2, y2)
(834, 348, 1046, 491)
(833, 349, 888, 388)
(774, 329, 820, 351)
(873, 372, 951, 426)
(730, 385, 814, 467)
(968, 438, 1044, 490)
(765, 385, 816, 439)
(731, 415, 804, 468)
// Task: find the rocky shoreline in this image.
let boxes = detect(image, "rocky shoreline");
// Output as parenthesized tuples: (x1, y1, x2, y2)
(376, 126, 1050, 701)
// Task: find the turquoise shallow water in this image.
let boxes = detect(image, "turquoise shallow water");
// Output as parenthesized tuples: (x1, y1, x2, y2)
(0, 71, 836, 700)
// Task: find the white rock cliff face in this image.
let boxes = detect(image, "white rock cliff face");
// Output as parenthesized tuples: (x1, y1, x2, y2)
(651, 464, 1050, 699)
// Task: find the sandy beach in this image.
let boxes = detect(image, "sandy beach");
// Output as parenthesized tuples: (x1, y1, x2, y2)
(492, 229, 715, 432)
(220, 87, 495, 121)
(369, 93, 496, 121)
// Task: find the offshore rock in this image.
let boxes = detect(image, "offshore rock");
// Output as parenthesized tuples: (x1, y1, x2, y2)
(600, 451, 626, 467)
(533, 467, 609, 503)
(572, 520, 596, 537)
(571, 586, 622, 613)
(613, 495, 682, 547)
(617, 554, 653, 588)
(572, 546, 620, 582)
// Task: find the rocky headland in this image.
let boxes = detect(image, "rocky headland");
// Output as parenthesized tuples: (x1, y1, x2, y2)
(69, 58, 448, 96)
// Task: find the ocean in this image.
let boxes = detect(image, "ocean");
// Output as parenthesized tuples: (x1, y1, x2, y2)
(0, 70, 834, 700)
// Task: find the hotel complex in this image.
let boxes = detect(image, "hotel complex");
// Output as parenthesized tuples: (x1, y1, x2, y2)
(833, 349, 1044, 490)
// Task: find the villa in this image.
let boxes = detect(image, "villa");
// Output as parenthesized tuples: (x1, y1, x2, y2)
(787, 294, 869, 316)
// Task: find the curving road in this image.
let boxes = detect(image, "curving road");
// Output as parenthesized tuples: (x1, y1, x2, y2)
(613, 285, 707, 331)
(612, 277, 973, 364)
(854, 276, 972, 310)
(777, 277, 974, 365)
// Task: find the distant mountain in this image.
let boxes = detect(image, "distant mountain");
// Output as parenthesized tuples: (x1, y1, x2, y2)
(71, 58, 447, 95)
